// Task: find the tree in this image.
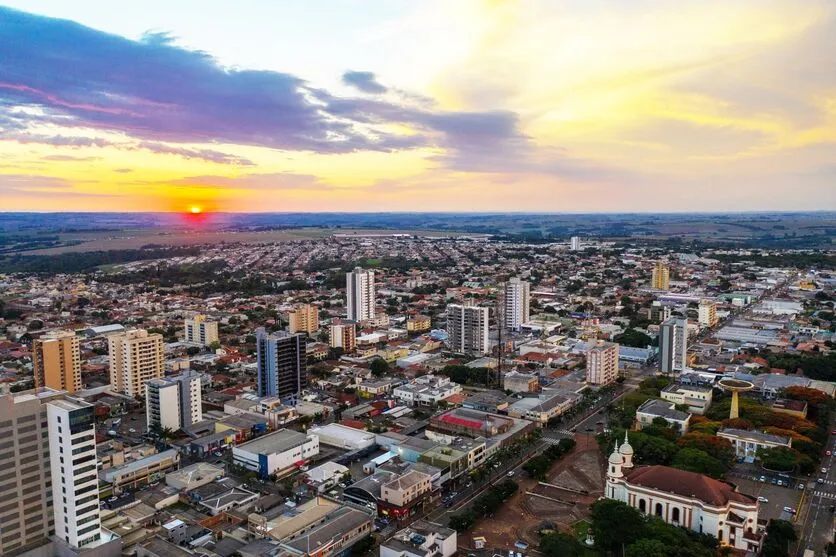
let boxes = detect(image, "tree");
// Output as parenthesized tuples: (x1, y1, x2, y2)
(671, 448, 726, 478)
(758, 447, 797, 472)
(614, 328, 653, 348)
(590, 499, 646, 553)
(540, 533, 583, 557)
(27, 319, 44, 330)
(186, 346, 200, 356)
(762, 519, 797, 557)
(370, 358, 390, 377)
(625, 539, 667, 557)
(449, 510, 477, 531)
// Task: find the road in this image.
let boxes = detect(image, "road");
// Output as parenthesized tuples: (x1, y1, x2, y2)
(795, 426, 836, 556)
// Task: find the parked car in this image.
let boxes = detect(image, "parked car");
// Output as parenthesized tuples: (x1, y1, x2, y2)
(507, 471, 515, 477)
(798, 483, 805, 490)
(757, 496, 768, 503)
(822, 468, 828, 474)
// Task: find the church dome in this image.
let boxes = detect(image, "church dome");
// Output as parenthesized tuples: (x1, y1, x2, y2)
(608, 446, 624, 465)
(619, 432, 634, 456)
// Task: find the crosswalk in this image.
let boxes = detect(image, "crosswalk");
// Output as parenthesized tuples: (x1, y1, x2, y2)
(810, 491, 836, 499)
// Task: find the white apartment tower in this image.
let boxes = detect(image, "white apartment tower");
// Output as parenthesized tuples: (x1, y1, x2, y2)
(586, 341, 620, 385)
(346, 267, 376, 322)
(47, 398, 102, 549)
(570, 236, 581, 251)
(502, 277, 530, 331)
(108, 329, 164, 398)
(184, 314, 219, 346)
(146, 370, 202, 432)
(446, 303, 490, 355)
(660, 317, 689, 375)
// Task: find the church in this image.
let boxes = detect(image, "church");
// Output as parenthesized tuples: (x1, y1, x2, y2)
(605, 433, 763, 553)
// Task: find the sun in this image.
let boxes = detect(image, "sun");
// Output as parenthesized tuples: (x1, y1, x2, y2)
(189, 206, 202, 214)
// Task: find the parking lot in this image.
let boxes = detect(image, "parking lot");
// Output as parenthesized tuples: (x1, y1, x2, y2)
(727, 471, 803, 521)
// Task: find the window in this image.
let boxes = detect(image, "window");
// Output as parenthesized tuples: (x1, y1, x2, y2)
(672, 508, 680, 523)
(638, 499, 646, 513)
(655, 503, 663, 517)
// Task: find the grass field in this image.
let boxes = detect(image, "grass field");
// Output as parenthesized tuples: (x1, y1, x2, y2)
(26, 227, 465, 255)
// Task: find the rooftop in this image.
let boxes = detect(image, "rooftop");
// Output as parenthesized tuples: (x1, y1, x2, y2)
(236, 428, 310, 455)
(626, 465, 757, 507)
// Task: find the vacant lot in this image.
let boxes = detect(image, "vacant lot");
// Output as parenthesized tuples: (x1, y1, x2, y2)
(26, 227, 462, 255)
(462, 434, 604, 551)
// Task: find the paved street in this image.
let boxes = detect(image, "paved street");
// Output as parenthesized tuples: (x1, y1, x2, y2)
(795, 427, 836, 556)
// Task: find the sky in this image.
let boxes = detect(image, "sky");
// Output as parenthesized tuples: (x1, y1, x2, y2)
(1, 0, 835, 213)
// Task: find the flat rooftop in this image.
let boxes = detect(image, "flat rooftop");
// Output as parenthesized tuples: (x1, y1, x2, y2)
(236, 429, 310, 455)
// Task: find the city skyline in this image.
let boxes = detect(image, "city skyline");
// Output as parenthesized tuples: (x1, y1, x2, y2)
(2, 1, 836, 213)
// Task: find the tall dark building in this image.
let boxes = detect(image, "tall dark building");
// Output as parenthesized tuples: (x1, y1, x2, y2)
(255, 328, 306, 402)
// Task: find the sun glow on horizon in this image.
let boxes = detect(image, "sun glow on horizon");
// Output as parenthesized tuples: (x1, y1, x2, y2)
(189, 206, 202, 214)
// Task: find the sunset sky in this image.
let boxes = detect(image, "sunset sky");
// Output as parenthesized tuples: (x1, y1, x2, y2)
(1, 0, 835, 213)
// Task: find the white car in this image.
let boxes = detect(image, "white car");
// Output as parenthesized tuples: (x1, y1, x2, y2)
(757, 496, 768, 503)
(822, 468, 828, 474)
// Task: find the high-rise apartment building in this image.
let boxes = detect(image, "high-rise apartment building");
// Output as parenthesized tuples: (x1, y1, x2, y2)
(47, 398, 102, 549)
(649, 301, 672, 323)
(0, 388, 63, 555)
(108, 329, 164, 398)
(256, 328, 307, 401)
(32, 330, 81, 392)
(184, 314, 219, 346)
(586, 341, 620, 385)
(570, 236, 581, 251)
(47, 398, 102, 548)
(288, 304, 320, 334)
(502, 277, 530, 331)
(659, 318, 689, 374)
(446, 303, 490, 355)
(346, 267, 376, 322)
(329, 319, 357, 353)
(146, 370, 202, 432)
(651, 261, 670, 290)
(698, 299, 718, 327)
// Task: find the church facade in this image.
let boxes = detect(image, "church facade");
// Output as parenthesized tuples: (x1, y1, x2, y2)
(605, 433, 763, 552)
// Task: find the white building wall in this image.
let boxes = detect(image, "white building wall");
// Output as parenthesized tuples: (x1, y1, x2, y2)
(48, 401, 101, 549)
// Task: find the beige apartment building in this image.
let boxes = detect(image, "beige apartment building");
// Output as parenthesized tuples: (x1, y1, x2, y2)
(184, 314, 219, 346)
(288, 304, 320, 334)
(108, 329, 164, 398)
(698, 299, 718, 327)
(651, 261, 670, 290)
(586, 341, 620, 385)
(32, 330, 81, 392)
(0, 388, 64, 555)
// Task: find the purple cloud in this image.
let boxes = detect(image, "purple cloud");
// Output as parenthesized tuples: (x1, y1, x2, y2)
(0, 6, 529, 166)
(135, 141, 255, 166)
(342, 71, 388, 94)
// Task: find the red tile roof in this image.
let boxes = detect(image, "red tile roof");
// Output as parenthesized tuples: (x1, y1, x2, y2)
(626, 465, 757, 507)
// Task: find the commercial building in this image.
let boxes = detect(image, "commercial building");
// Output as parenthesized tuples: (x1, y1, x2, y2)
(288, 304, 320, 334)
(32, 330, 82, 392)
(393, 375, 462, 407)
(146, 370, 202, 431)
(329, 319, 357, 353)
(606, 440, 761, 552)
(698, 300, 719, 327)
(379, 471, 433, 519)
(502, 370, 539, 393)
(232, 429, 319, 480)
(651, 261, 670, 290)
(659, 318, 689, 375)
(380, 521, 457, 557)
(108, 329, 165, 398)
(771, 398, 808, 419)
(0, 388, 64, 555)
(636, 399, 691, 433)
(100, 449, 181, 492)
(446, 302, 490, 355)
(586, 341, 619, 385)
(660, 383, 713, 415)
(346, 267, 376, 322)
(717, 428, 792, 459)
(308, 423, 376, 451)
(47, 398, 102, 549)
(184, 314, 219, 346)
(256, 328, 306, 402)
(506, 391, 578, 425)
(502, 277, 530, 331)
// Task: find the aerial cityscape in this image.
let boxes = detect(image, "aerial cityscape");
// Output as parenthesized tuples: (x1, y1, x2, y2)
(1, 2, 836, 557)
